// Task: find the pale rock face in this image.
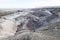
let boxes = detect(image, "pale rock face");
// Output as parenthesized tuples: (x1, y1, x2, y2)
(0, 20, 17, 38)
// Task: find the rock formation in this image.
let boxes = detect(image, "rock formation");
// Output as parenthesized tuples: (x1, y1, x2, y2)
(0, 7, 60, 40)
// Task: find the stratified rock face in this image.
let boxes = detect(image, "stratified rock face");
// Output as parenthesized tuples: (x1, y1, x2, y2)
(0, 8, 60, 40)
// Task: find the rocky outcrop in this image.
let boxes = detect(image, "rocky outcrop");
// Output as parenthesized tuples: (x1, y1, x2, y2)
(0, 8, 60, 40)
